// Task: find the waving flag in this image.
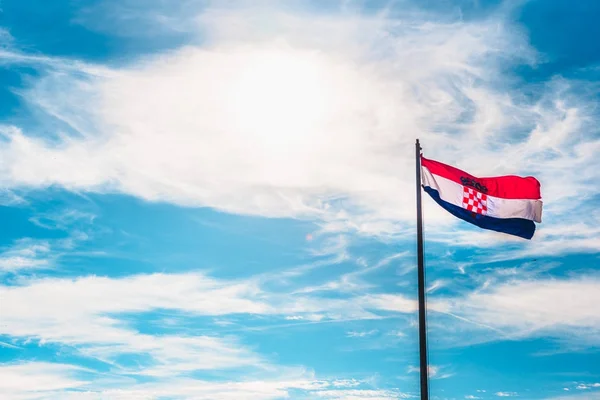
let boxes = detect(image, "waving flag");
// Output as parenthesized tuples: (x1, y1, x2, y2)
(420, 155, 542, 239)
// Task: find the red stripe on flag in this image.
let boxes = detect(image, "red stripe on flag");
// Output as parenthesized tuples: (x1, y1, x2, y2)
(421, 156, 541, 200)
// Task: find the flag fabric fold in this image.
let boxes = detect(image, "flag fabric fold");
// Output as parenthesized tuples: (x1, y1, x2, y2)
(420, 156, 542, 239)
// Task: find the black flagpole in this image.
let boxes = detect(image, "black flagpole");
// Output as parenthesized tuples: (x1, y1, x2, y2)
(415, 139, 429, 400)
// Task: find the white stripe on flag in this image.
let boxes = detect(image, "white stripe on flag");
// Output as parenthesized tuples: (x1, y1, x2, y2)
(422, 165, 543, 223)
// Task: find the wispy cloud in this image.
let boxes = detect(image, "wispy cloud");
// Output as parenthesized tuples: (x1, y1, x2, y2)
(576, 383, 600, 390)
(0, 238, 52, 273)
(0, 188, 26, 206)
(29, 209, 96, 230)
(0, 230, 90, 274)
(0, 361, 405, 400)
(547, 393, 600, 400)
(431, 211, 600, 260)
(290, 250, 409, 295)
(1, 1, 599, 398)
(448, 276, 600, 346)
(313, 388, 411, 399)
(407, 364, 454, 380)
(346, 329, 378, 338)
(0, 272, 271, 376)
(3, 240, 595, 381)
(0, 269, 425, 371)
(0, 0, 596, 252)
(0, 362, 90, 399)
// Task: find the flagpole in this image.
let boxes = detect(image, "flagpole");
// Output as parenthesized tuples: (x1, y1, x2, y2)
(415, 139, 429, 400)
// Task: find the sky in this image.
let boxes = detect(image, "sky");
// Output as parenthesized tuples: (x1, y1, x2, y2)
(0, 0, 599, 399)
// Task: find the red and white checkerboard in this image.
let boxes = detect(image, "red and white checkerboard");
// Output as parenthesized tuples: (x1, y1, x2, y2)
(462, 187, 488, 215)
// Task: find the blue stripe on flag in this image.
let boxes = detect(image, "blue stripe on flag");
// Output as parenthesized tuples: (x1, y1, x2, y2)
(423, 186, 536, 240)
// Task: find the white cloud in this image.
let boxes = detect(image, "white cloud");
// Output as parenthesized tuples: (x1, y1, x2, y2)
(452, 276, 600, 345)
(2, 1, 599, 398)
(4, 249, 597, 369)
(0, 362, 89, 399)
(1, 1, 597, 248)
(346, 329, 378, 338)
(331, 379, 361, 388)
(313, 389, 411, 399)
(426, 206, 600, 260)
(547, 393, 600, 400)
(0, 239, 52, 273)
(72, 0, 202, 39)
(388, 330, 406, 338)
(0, 272, 271, 376)
(0, 188, 26, 206)
(0, 269, 429, 379)
(84, 379, 303, 400)
(0, 255, 48, 272)
(29, 209, 96, 230)
(0, 268, 421, 330)
(496, 392, 517, 397)
(407, 364, 452, 379)
(0, 362, 399, 400)
(0, 208, 96, 274)
(426, 279, 447, 293)
(3, 272, 269, 319)
(363, 293, 449, 314)
(576, 383, 600, 390)
(290, 250, 410, 296)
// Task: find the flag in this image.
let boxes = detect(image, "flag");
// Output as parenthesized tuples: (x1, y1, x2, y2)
(420, 155, 542, 239)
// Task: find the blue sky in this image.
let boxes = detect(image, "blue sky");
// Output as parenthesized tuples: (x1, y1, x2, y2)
(0, 0, 599, 399)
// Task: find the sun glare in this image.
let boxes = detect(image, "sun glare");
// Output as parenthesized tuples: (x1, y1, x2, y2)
(226, 48, 334, 150)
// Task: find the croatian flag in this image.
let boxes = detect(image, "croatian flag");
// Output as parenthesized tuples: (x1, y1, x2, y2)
(421, 156, 542, 239)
